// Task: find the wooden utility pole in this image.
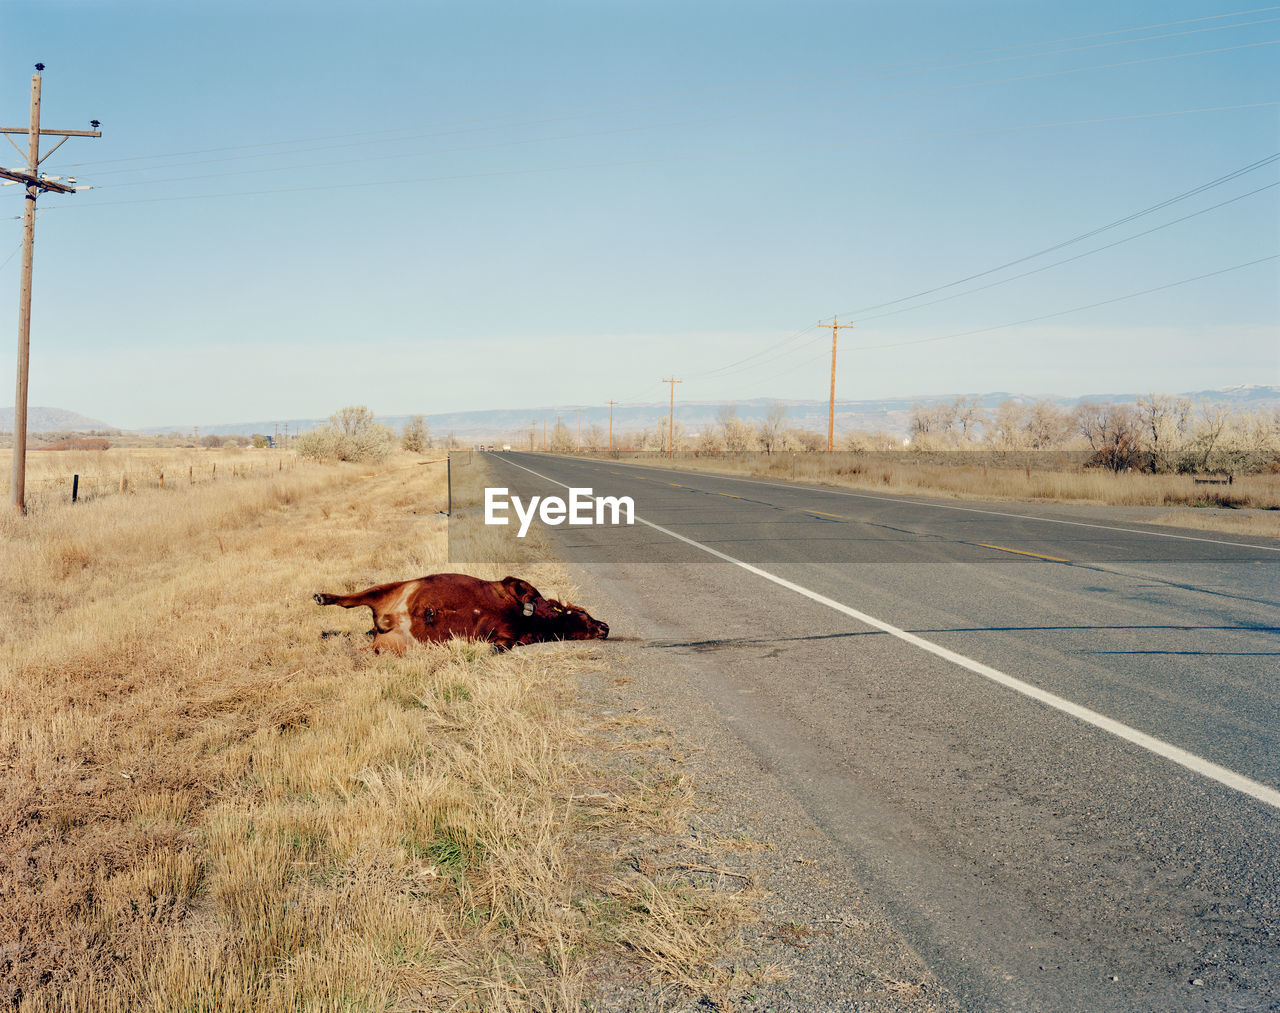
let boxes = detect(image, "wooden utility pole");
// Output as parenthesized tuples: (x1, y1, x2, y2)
(542, 419, 547, 451)
(529, 421, 535, 452)
(575, 408, 584, 452)
(662, 378, 682, 458)
(820, 316, 854, 453)
(3, 66, 100, 514)
(607, 400, 617, 452)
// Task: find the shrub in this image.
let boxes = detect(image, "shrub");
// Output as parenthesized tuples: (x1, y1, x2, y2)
(401, 415, 429, 453)
(295, 406, 394, 463)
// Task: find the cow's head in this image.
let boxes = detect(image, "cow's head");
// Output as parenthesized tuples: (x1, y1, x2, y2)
(533, 598, 609, 641)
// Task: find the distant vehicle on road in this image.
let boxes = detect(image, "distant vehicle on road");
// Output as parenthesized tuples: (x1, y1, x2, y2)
(502, 443, 512, 451)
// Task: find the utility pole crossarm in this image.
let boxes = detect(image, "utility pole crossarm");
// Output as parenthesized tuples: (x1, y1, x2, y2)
(0, 127, 102, 136)
(0, 166, 77, 193)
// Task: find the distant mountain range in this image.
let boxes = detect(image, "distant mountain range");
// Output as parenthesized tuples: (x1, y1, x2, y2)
(10, 385, 1279, 440)
(0, 405, 114, 433)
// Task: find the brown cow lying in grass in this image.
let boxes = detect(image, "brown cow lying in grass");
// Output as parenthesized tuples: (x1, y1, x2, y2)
(313, 572, 609, 654)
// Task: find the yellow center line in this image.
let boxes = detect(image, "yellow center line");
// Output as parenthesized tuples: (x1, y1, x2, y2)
(668, 482, 684, 487)
(976, 543, 1069, 562)
(719, 493, 742, 499)
(808, 510, 847, 519)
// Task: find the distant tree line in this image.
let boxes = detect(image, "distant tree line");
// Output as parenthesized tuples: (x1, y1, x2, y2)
(904, 395, 1278, 473)
(604, 397, 1279, 474)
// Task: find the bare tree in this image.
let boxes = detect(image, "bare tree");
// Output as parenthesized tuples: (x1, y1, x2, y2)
(987, 400, 1037, 449)
(695, 428, 722, 454)
(909, 402, 935, 438)
(1136, 394, 1190, 473)
(715, 406, 756, 452)
(759, 402, 787, 454)
(401, 415, 429, 453)
(331, 405, 377, 437)
(843, 430, 901, 451)
(1189, 403, 1231, 472)
(953, 396, 986, 443)
(1076, 402, 1142, 472)
(1024, 399, 1071, 449)
(910, 401, 961, 448)
(789, 429, 826, 452)
(550, 421, 574, 453)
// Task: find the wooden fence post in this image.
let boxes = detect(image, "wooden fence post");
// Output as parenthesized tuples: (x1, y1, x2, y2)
(71, 474, 78, 503)
(119, 471, 127, 494)
(189, 465, 193, 484)
(159, 471, 164, 490)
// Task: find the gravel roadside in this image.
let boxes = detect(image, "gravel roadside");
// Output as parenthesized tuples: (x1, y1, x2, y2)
(569, 565, 962, 1013)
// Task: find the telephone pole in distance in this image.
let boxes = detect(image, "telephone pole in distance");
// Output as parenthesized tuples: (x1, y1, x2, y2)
(3, 65, 101, 513)
(607, 400, 617, 453)
(662, 378, 682, 459)
(821, 316, 854, 453)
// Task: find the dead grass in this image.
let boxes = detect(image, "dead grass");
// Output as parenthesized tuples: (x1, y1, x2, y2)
(0, 452, 756, 1010)
(1146, 508, 1280, 539)
(2, 445, 295, 516)
(579, 451, 1280, 538)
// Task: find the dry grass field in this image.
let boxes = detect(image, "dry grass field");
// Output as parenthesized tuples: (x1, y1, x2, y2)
(9, 445, 287, 514)
(585, 452, 1280, 539)
(0, 451, 760, 1011)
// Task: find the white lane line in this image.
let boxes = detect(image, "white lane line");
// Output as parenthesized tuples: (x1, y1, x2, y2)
(498, 455, 1280, 812)
(560, 454, 1280, 554)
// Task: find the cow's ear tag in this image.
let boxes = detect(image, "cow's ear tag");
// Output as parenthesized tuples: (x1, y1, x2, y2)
(522, 602, 535, 617)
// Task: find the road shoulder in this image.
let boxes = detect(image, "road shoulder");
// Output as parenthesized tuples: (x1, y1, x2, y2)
(571, 565, 959, 1012)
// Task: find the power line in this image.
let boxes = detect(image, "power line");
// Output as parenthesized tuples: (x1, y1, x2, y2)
(70, 29, 1280, 192)
(0, 240, 23, 271)
(688, 322, 824, 381)
(736, 253, 1279, 399)
(834, 151, 1280, 320)
(47, 101, 1280, 214)
(63, 5, 1280, 177)
(688, 153, 1279, 386)
(856, 254, 1279, 354)
(854, 179, 1280, 324)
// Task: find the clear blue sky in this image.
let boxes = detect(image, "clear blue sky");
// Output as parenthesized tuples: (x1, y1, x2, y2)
(2, 0, 1277, 429)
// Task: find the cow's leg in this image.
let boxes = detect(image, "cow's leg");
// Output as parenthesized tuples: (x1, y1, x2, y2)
(313, 583, 401, 610)
(316, 581, 418, 650)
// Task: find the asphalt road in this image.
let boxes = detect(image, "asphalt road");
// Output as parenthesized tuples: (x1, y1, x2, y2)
(477, 452, 1280, 1011)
